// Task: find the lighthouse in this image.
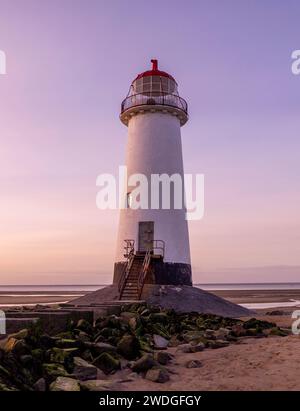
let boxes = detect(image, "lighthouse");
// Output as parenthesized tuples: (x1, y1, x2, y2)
(114, 60, 192, 300)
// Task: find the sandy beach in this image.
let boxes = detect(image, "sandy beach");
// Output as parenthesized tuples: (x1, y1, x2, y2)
(117, 334, 300, 391)
(1, 287, 299, 391)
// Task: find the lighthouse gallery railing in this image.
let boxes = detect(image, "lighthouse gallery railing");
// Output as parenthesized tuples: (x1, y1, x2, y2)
(121, 93, 188, 115)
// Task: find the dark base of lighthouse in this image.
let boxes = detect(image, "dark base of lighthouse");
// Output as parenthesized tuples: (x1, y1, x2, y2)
(113, 260, 192, 286)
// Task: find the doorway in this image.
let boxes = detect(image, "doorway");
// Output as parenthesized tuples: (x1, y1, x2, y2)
(138, 221, 154, 252)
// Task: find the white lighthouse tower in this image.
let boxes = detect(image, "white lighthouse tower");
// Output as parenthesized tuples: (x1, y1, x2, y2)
(114, 60, 192, 300)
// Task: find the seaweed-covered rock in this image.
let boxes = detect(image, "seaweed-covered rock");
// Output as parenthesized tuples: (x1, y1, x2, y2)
(42, 363, 69, 381)
(93, 352, 120, 374)
(117, 335, 140, 360)
(48, 347, 78, 370)
(131, 354, 156, 373)
(76, 319, 93, 334)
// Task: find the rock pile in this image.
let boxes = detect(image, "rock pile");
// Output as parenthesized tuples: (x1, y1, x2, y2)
(0, 303, 288, 391)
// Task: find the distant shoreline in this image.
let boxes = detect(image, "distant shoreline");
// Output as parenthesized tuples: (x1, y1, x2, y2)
(0, 286, 300, 310)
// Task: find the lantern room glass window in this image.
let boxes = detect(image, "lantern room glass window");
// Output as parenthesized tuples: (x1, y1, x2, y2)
(133, 76, 178, 96)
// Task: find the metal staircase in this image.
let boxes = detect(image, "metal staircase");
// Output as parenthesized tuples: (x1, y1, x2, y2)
(118, 239, 165, 301)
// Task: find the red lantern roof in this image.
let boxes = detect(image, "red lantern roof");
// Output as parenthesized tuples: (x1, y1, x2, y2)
(134, 59, 176, 82)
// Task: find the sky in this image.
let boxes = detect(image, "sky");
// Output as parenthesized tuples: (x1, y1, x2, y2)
(0, 0, 299, 284)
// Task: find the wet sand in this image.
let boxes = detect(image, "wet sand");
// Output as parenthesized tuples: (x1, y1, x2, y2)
(0, 291, 86, 307)
(0, 288, 299, 310)
(118, 335, 300, 391)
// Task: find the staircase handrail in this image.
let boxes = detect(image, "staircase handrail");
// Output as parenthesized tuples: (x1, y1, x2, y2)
(137, 249, 152, 299)
(118, 244, 135, 295)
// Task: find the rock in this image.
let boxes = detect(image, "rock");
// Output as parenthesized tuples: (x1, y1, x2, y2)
(72, 357, 101, 381)
(120, 312, 137, 321)
(76, 319, 93, 334)
(231, 324, 247, 337)
(84, 342, 117, 355)
(80, 380, 120, 391)
(77, 331, 90, 342)
(154, 351, 172, 365)
(182, 331, 204, 343)
(243, 318, 275, 330)
(149, 312, 169, 324)
(117, 335, 140, 360)
(19, 354, 34, 367)
(145, 367, 170, 383)
(33, 378, 46, 391)
(209, 339, 230, 349)
(185, 360, 202, 369)
(132, 354, 156, 373)
(39, 335, 57, 349)
(3, 338, 29, 356)
(49, 348, 78, 369)
(8, 329, 29, 341)
(42, 363, 69, 380)
(176, 342, 205, 353)
(189, 342, 205, 352)
(153, 334, 168, 349)
(214, 327, 230, 340)
(269, 327, 288, 337)
(32, 348, 44, 362)
(50, 376, 80, 391)
(55, 339, 81, 349)
(93, 352, 120, 374)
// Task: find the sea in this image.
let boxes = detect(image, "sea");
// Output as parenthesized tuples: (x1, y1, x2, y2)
(1, 283, 300, 309)
(0, 283, 300, 292)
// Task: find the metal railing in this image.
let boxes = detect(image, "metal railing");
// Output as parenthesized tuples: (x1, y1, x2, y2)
(123, 239, 135, 258)
(152, 240, 165, 258)
(118, 240, 135, 296)
(137, 249, 152, 299)
(121, 93, 188, 115)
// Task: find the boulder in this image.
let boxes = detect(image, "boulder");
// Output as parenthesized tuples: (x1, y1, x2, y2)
(145, 367, 170, 383)
(50, 376, 80, 391)
(72, 357, 103, 381)
(132, 354, 156, 373)
(153, 334, 168, 349)
(117, 335, 140, 360)
(84, 342, 117, 355)
(42, 363, 69, 380)
(93, 352, 120, 374)
(153, 351, 172, 365)
(49, 347, 78, 369)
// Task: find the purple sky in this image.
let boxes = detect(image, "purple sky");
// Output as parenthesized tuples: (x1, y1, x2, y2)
(0, 0, 300, 284)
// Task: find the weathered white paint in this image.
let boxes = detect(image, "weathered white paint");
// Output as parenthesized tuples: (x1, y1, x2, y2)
(115, 111, 191, 264)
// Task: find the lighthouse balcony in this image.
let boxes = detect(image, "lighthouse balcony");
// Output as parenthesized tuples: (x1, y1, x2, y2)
(120, 93, 188, 126)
